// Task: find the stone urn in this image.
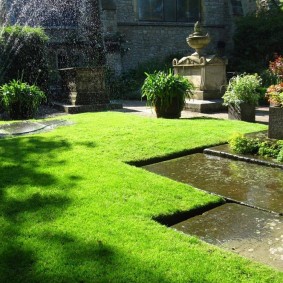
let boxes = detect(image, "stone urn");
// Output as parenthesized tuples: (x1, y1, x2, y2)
(186, 21, 211, 57)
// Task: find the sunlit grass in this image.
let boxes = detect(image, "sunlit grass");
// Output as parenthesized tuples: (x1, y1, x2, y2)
(0, 112, 282, 282)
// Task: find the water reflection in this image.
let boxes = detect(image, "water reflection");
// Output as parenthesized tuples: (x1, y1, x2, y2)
(144, 153, 283, 214)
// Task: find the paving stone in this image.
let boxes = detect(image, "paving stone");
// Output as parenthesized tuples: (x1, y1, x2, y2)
(172, 203, 283, 271)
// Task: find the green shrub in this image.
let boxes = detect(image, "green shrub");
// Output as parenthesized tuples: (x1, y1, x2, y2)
(0, 80, 46, 119)
(229, 133, 283, 161)
(222, 74, 262, 107)
(0, 25, 49, 91)
(106, 69, 142, 100)
(260, 69, 281, 88)
(276, 148, 283, 162)
(230, 9, 283, 73)
(107, 53, 185, 100)
(258, 140, 282, 158)
(229, 133, 260, 154)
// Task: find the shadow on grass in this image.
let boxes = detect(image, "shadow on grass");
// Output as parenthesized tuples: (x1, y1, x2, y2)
(0, 136, 81, 282)
(0, 136, 173, 282)
(30, 232, 175, 283)
(182, 116, 225, 121)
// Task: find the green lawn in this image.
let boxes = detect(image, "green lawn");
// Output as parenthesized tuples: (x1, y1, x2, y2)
(0, 112, 282, 282)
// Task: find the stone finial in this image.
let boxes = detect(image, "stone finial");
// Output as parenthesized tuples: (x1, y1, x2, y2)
(192, 21, 204, 36)
(187, 21, 211, 57)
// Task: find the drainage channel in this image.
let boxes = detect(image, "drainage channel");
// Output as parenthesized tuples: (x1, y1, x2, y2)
(141, 147, 283, 271)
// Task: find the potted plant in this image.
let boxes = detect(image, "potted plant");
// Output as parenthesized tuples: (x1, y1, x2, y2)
(0, 80, 46, 119)
(141, 70, 194, 118)
(266, 82, 283, 139)
(222, 73, 262, 122)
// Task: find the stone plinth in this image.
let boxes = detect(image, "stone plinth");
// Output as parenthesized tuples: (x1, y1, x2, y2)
(173, 55, 227, 98)
(173, 55, 228, 112)
(268, 106, 283, 139)
(59, 67, 109, 105)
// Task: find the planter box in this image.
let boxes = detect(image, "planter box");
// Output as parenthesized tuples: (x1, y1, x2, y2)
(59, 67, 109, 105)
(228, 103, 255, 122)
(268, 106, 283, 139)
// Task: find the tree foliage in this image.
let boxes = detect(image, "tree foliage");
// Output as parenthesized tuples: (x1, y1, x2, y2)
(0, 25, 49, 90)
(230, 9, 283, 72)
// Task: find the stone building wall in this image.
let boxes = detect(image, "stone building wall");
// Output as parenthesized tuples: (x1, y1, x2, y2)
(1, 0, 259, 75)
(99, 0, 259, 71)
(113, 0, 228, 70)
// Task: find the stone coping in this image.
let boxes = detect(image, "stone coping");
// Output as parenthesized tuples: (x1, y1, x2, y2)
(204, 133, 283, 170)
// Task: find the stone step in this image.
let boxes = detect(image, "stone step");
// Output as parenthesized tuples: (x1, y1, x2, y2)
(185, 98, 227, 113)
(53, 102, 122, 114)
(192, 90, 224, 100)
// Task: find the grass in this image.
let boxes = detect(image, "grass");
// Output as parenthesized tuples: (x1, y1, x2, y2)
(0, 112, 282, 282)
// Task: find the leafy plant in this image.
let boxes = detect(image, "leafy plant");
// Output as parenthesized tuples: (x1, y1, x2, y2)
(141, 70, 194, 112)
(0, 25, 49, 91)
(260, 69, 280, 87)
(229, 133, 283, 161)
(106, 53, 186, 100)
(258, 140, 282, 158)
(0, 80, 46, 119)
(269, 54, 283, 79)
(230, 9, 283, 73)
(265, 82, 283, 106)
(276, 148, 283, 162)
(222, 74, 262, 107)
(229, 133, 260, 154)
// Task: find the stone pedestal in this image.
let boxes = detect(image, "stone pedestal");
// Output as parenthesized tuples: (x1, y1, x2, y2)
(173, 55, 228, 113)
(55, 67, 122, 113)
(268, 106, 283, 139)
(59, 67, 109, 105)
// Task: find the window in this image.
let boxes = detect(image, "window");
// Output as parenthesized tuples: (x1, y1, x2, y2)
(138, 0, 201, 22)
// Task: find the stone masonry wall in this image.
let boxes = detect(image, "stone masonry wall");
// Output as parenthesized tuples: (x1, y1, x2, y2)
(115, 0, 228, 70)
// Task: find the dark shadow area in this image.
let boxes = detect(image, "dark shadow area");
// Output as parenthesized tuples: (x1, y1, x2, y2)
(127, 143, 226, 167)
(26, 232, 175, 283)
(153, 201, 225, 227)
(114, 108, 142, 113)
(182, 116, 226, 121)
(0, 246, 36, 283)
(256, 108, 269, 116)
(0, 136, 82, 282)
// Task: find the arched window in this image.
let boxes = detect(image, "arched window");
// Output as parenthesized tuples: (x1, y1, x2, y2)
(138, 0, 201, 22)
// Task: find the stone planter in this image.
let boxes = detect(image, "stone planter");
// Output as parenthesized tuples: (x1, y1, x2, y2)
(228, 103, 255, 122)
(268, 106, 283, 139)
(154, 96, 184, 119)
(59, 67, 109, 105)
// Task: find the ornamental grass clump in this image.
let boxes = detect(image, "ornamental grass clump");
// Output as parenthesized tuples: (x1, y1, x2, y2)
(222, 73, 262, 107)
(0, 80, 46, 119)
(141, 70, 194, 118)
